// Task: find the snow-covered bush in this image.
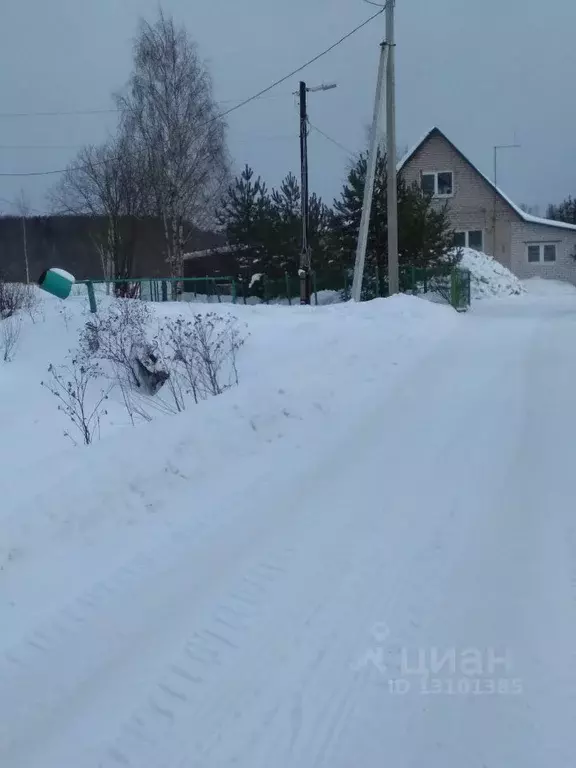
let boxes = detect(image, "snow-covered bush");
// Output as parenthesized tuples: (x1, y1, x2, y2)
(75, 300, 246, 424)
(80, 299, 153, 389)
(0, 278, 35, 319)
(154, 312, 246, 409)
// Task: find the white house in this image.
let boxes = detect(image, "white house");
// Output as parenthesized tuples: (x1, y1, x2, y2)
(399, 127, 576, 283)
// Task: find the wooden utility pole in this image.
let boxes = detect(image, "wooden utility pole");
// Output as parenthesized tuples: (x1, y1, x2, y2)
(297, 81, 337, 304)
(298, 81, 311, 304)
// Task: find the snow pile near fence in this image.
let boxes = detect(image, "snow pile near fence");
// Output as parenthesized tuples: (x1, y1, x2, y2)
(458, 247, 525, 299)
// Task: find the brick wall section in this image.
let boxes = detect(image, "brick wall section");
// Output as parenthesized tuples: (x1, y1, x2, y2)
(401, 132, 516, 266)
(510, 220, 576, 282)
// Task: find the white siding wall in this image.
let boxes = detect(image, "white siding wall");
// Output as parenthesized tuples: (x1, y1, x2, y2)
(511, 221, 576, 284)
(401, 133, 515, 266)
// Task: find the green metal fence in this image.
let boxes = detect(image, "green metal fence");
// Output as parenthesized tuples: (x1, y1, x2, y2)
(76, 276, 237, 314)
(76, 266, 471, 313)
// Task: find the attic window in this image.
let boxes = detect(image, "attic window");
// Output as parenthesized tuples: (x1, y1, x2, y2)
(421, 171, 453, 198)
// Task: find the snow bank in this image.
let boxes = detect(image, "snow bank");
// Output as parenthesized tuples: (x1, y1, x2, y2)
(0, 294, 460, 636)
(458, 247, 525, 299)
(523, 277, 576, 296)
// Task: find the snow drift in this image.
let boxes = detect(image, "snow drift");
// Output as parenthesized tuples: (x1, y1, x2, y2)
(3, 286, 576, 767)
(458, 247, 525, 299)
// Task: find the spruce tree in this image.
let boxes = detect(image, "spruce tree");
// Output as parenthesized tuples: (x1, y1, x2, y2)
(331, 150, 457, 294)
(270, 173, 301, 275)
(216, 165, 274, 274)
(547, 196, 576, 225)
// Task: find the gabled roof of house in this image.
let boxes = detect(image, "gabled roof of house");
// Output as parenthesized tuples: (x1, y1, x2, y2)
(397, 126, 576, 233)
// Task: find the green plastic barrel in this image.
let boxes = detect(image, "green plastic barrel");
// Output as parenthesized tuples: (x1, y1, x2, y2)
(38, 268, 75, 299)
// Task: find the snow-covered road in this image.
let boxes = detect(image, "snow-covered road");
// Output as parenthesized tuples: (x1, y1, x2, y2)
(2, 287, 576, 767)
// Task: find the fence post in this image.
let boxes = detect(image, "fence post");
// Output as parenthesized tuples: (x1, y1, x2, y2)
(451, 269, 458, 309)
(312, 271, 318, 305)
(86, 280, 97, 313)
(161, 280, 168, 302)
(411, 265, 416, 294)
(231, 279, 237, 305)
(285, 272, 292, 306)
(86, 281, 97, 314)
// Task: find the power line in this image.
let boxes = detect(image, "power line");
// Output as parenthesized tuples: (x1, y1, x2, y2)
(0, 96, 282, 119)
(0, 144, 83, 150)
(211, 8, 385, 124)
(0, 8, 384, 178)
(308, 122, 355, 156)
(0, 108, 118, 118)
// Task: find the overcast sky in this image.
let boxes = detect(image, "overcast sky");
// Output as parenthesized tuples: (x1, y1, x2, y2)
(0, 0, 574, 217)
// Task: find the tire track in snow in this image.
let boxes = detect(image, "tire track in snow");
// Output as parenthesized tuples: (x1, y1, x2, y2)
(100, 550, 297, 768)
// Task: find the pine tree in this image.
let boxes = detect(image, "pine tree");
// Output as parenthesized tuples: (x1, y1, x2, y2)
(547, 196, 576, 225)
(215, 165, 274, 274)
(270, 173, 301, 275)
(308, 193, 334, 273)
(268, 175, 333, 278)
(331, 150, 457, 294)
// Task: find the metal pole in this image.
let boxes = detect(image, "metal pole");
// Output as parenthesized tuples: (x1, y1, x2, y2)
(386, 0, 399, 295)
(21, 216, 29, 284)
(493, 146, 498, 189)
(299, 80, 311, 305)
(493, 146, 498, 257)
(351, 42, 388, 302)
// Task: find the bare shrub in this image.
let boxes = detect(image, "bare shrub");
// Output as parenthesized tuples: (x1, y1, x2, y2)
(21, 286, 43, 324)
(80, 299, 151, 388)
(0, 278, 28, 319)
(192, 313, 245, 396)
(156, 312, 245, 409)
(42, 358, 110, 445)
(1, 316, 22, 362)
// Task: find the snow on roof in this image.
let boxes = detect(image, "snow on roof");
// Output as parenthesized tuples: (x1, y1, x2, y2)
(183, 244, 245, 260)
(398, 127, 576, 233)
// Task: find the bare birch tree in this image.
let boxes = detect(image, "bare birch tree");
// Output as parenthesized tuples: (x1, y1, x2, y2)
(116, 10, 229, 286)
(14, 189, 31, 284)
(50, 133, 146, 291)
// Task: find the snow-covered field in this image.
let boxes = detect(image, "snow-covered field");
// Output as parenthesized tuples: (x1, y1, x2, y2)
(2, 280, 576, 767)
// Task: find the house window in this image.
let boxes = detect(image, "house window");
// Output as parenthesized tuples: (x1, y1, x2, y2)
(437, 172, 453, 196)
(527, 243, 557, 263)
(421, 171, 454, 198)
(455, 230, 483, 250)
(421, 173, 436, 196)
(543, 244, 556, 262)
